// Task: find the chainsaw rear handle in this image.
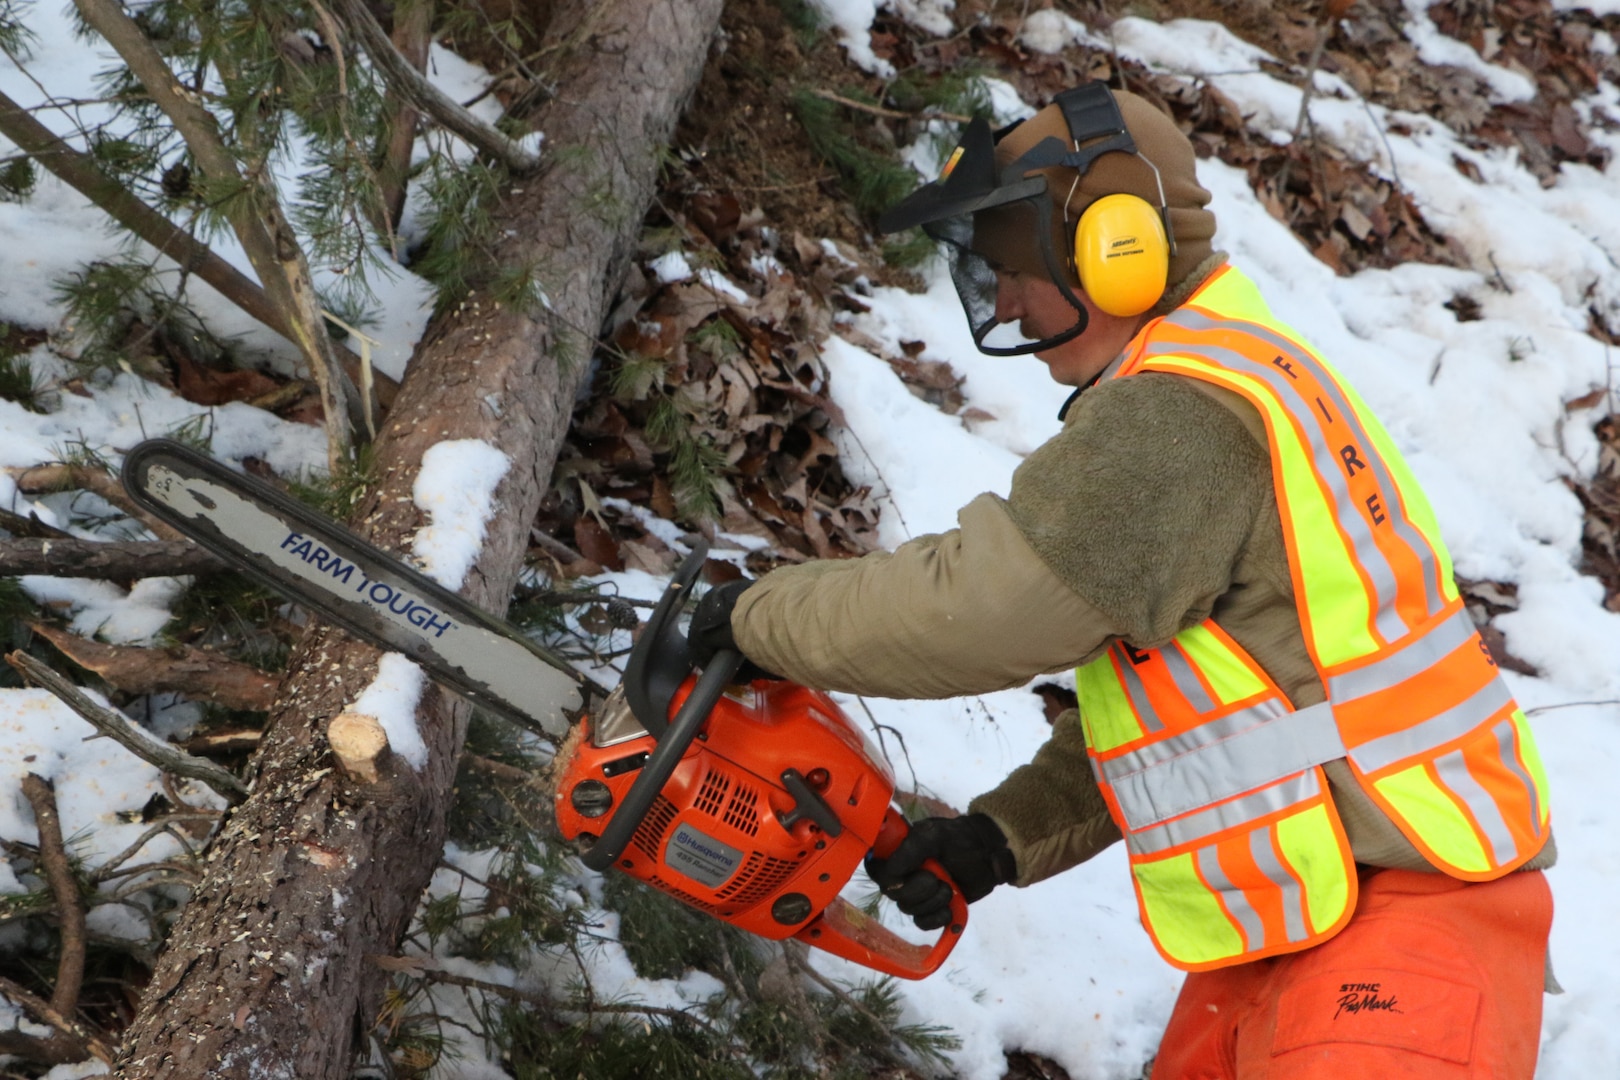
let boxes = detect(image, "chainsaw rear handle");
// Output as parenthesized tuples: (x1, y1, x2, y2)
(580, 647, 743, 872)
(792, 808, 969, 980)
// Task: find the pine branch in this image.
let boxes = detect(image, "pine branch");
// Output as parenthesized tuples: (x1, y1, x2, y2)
(71, 0, 356, 470)
(371, 0, 435, 245)
(0, 87, 397, 409)
(5, 650, 251, 801)
(330, 0, 541, 174)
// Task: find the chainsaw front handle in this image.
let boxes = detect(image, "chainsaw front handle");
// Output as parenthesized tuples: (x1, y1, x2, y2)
(580, 647, 743, 872)
(794, 807, 968, 979)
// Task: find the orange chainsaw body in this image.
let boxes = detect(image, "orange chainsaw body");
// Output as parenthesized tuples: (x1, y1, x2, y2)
(555, 677, 964, 978)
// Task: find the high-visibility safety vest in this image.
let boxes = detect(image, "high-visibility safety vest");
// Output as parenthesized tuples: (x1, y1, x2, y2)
(1077, 264, 1552, 972)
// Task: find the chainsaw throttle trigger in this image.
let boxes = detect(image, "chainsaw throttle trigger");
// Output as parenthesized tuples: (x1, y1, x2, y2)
(778, 768, 843, 837)
(792, 808, 968, 979)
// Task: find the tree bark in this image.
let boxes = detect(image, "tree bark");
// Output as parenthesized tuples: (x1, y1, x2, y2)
(110, 2, 722, 1076)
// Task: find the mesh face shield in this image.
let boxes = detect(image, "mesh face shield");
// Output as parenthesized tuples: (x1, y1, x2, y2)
(879, 118, 1090, 356)
(922, 192, 1092, 356)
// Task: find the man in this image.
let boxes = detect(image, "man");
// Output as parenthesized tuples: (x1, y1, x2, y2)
(689, 83, 1555, 1078)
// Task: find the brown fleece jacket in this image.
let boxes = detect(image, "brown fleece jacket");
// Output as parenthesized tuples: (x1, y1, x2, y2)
(731, 366, 1557, 887)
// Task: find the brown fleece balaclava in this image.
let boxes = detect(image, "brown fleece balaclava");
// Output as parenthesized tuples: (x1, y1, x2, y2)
(976, 88, 1218, 306)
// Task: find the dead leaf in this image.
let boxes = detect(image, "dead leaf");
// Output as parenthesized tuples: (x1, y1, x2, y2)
(172, 351, 281, 407)
(622, 538, 676, 575)
(572, 516, 624, 572)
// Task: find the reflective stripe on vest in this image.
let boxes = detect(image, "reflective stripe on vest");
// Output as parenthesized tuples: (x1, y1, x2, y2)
(1075, 265, 1550, 971)
(1079, 624, 1358, 968)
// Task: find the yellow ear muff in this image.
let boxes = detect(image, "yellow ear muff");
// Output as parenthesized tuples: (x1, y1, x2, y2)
(1073, 193, 1169, 317)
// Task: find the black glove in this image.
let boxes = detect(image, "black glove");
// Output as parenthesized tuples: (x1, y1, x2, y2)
(687, 579, 781, 680)
(865, 813, 1017, 931)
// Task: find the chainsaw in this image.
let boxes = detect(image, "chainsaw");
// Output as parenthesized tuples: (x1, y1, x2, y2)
(121, 439, 966, 979)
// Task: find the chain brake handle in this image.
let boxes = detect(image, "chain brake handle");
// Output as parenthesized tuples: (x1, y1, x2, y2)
(581, 543, 742, 873)
(792, 808, 968, 980)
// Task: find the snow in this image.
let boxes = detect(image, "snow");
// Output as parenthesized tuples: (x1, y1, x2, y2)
(1558, 0, 1620, 16)
(345, 653, 429, 771)
(1401, 0, 1540, 103)
(809, 0, 896, 76)
(411, 439, 512, 590)
(2, 4, 1619, 1080)
(0, 690, 183, 884)
(648, 250, 694, 284)
(1019, 10, 1089, 55)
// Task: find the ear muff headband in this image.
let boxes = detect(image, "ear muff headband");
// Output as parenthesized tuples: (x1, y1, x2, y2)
(1047, 85, 1177, 317)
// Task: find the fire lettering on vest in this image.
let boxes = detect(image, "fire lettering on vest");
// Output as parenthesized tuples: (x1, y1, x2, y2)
(1365, 492, 1387, 525)
(1271, 355, 1298, 379)
(1122, 642, 1153, 666)
(1339, 444, 1367, 476)
(1314, 395, 1335, 424)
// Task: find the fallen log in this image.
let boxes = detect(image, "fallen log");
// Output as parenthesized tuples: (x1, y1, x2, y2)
(111, 2, 724, 1076)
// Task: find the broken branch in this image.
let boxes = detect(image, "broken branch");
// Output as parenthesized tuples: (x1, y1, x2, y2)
(5, 650, 250, 801)
(5, 462, 185, 542)
(0, 537, 227, 579)
(331, 0, 541, 174)
(30, 623, 279, 712)
(0, 973, 113, 1066)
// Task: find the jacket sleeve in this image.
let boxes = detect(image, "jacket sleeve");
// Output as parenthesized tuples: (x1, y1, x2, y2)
(730, 493, 1127, 699)
(968, 708, 1122, 885)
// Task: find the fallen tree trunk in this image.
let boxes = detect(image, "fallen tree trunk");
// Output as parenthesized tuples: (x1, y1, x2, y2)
(111, 2, 723, 1075)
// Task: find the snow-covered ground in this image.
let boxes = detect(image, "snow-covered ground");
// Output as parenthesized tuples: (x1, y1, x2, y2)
(3, 3, 1620, 1079)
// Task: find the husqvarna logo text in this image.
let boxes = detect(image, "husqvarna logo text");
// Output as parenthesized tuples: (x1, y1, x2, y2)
(665, 823, 741, 889)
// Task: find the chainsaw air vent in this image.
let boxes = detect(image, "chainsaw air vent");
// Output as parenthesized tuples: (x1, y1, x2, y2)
(714, 851, 799, 908)
(694, 768, 760, 837)
(631, 795, 679, 860)
(695, 769, 730, 818)
(724, 781, 761, 836)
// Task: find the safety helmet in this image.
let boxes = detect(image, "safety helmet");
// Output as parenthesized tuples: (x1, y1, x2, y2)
(879, 82, 1215, 356)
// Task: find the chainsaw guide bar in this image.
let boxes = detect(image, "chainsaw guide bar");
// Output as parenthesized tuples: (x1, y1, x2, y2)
(122, 440, 969, 979)
(121, 439, 590, 738)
